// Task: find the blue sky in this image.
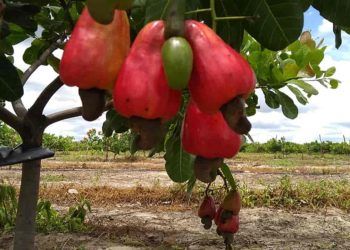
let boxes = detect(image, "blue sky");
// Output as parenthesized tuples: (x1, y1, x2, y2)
(6, 7, 350, 143)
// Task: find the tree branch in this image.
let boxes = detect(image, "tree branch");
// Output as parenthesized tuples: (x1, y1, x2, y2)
(21, 42, 60, 86)
(28, 77, 63, 116)
(11, 100, 27, 118)
(0, 106, 23, 133)
(45, 101, 113, 127)
(11, 41, 61, 118)
(45, 106, 83, 126)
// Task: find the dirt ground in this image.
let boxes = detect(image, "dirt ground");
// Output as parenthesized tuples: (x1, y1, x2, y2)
(0, 156, 350, 249)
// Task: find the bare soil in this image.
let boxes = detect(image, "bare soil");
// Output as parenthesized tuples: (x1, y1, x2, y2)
(0, 156, 350, 249)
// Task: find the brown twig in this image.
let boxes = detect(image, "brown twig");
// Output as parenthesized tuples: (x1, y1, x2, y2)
(0, 106, 23, 134)
(45, 101, 113, 127)
(21, 42, 60, 86)
(11, 100, 27, 118)
(28, 77, 63, 116)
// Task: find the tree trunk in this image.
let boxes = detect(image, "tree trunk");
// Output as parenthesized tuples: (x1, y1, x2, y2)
(13, 160, 41, 250)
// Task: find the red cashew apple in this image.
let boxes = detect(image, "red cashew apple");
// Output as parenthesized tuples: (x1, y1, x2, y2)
(198, 195, 216, 220)
(218, 215, 240, 234)
(60, 8, 130, 90)
(114, 21, 181, 121)
(185, 20, 256, 114)
(181, 100, 242, 159)
(198, 195, 216, 229)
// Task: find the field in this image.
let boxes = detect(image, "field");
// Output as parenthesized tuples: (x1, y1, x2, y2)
(0, 152, 350, 249)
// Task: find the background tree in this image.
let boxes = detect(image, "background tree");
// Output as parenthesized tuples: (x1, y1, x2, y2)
(1, 0, 350, 249)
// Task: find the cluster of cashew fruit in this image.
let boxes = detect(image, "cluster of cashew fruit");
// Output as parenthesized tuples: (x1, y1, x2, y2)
(59, 0, 255, 248)
(199, 190, 241, 248)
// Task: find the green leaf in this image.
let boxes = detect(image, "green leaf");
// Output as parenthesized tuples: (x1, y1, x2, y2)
(186, 174, 196, 196)
(23, 38, 50, 65)
(0, 55, 23, 101)
(325, 66, 336, 77)
(0, 39, 14, 55)
(102, 121, 113, 137)
(287, 85, 308, 105)
(4, 23, 28, 45)
(329, 79, 339, 89)
(130, 0, 147, 35)
(220, 163, 237, 191)
(144, 0, 167, 24)
(246, 92, 258, 116)
(216, 0, 244, 51)
(312, 0, 350, 27)
(236, 0, 304, 50)
(47, 55, 60, 73)
(263, 89, 280, 109)
(341, 26, 350, 34)
(164, 135, 194, 183)
(282, 61, 300, 79)
(105, 110, 129, 134)
(271, 67, 284, 83)
(289, 79, 319, 95)
(0, 22, 10, 40)
(300, 0, 313, 11)
(10, 0, 50, 6)
(3, 3, 40, 33)
(290, 45, 310, 68)
(308, 48, 325, 65)
(276, 90, 298, 119)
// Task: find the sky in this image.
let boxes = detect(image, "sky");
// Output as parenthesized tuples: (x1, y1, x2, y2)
(5, 7, 350, 143)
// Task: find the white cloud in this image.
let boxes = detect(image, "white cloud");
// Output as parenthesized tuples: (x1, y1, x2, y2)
(318, 19, 333, 34)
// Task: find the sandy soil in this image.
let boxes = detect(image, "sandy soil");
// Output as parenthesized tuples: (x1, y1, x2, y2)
(1, 158, 349, 189)
(0, 158, 349, 249)
(1, 207, 349, 249)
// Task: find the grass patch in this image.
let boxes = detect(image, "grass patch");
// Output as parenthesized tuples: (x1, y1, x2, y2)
(0, 184, 91, 233)
(240, 176, 350, 211)
(38, 176, 350, 212)
(41, 174, 67, 182)
(233, 152, 350, 167)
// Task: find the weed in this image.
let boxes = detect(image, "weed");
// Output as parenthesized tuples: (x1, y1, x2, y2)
(38, 176, 350, 212)
(41, 174, 66, 182)
(0, 185, 17, 231)
(0, 184, 91, 233)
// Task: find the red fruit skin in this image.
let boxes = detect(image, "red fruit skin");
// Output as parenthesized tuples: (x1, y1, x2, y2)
(198, 196, 216, 219)
(218, 215, 239, 234)
(214, 206, 223, 226)
(60, 8, 130, 90)
(185, 20, 256, 114)
(114, 21, 181, 121)
(181, 101, 242, 159)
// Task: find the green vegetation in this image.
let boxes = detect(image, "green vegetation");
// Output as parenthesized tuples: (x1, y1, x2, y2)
(2, 122, 350, 157)
(39, 176, 350, 213)
(241, 137, 350, 155)
(0, 184, 90, 233)
(239, 176, 350, 212)
(0, 122, 21, 147)
(235, 152, 350, 168)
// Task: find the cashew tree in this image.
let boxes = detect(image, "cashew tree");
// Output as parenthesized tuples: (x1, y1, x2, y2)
(0, 0, 349, 249)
